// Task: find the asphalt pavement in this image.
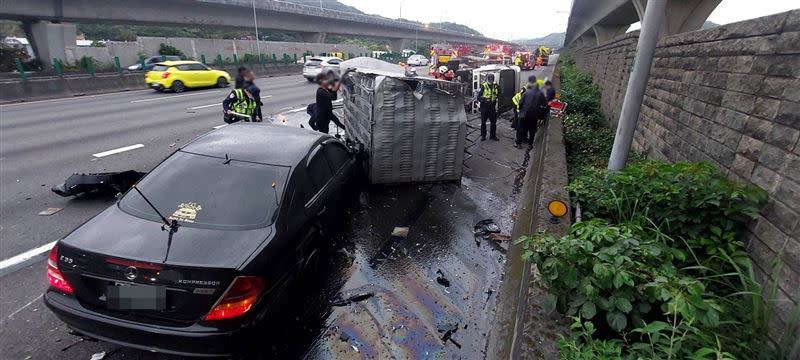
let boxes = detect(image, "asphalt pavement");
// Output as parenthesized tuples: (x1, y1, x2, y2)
(0, 62, 556, 359)
(0, 74, 317, 261)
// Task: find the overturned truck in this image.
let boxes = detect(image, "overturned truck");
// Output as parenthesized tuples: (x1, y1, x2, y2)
(339, 58, 468, 184)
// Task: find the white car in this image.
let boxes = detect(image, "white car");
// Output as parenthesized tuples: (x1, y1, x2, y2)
(407, 54, 429, 66)
(303, 57, 343, 82)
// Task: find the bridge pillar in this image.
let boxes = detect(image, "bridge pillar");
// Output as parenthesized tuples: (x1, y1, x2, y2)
(633, 0, 722, 36)
(389, 39, 408, 54)
(592, 25, 628, 45)
(300, 32, 327, 44)
(23, 21, 76, 68)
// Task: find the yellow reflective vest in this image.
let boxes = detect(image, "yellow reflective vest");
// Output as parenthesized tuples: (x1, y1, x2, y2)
(480, 82, 498, 103)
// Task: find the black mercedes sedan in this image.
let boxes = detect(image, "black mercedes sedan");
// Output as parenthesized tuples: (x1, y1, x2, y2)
(44, 123, 358, 357)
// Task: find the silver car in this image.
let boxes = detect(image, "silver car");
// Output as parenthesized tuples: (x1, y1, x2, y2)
(302, 57, 342, 82)
(407, 54, 429, 66)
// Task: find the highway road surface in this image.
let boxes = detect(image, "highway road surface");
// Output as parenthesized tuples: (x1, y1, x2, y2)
(0, 74, 321, 358)
(0, 61, 556, 359)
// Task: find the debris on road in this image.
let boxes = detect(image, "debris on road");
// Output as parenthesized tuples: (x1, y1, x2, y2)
(52, 171, 144, 197)
(437, 320, 462, 348)
(436, 269, 451, 288)
(473, 219, 501, 242)
(331, 291, 375, 306)
(489, 233, 512, 242)
(89, 352, 106, 360)
(391, 226, 409, 237)
(38, 207, 63, 216)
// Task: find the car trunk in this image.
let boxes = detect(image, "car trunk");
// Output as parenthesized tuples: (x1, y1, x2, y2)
(145, 65, 171, 82)
(58, 206, 272, 324)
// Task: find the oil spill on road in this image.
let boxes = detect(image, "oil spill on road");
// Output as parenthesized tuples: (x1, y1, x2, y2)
(244, 179, 513, 359)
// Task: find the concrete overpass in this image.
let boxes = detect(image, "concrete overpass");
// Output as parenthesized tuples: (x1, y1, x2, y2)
(0, 0, 507, 66)
(565, 0, 722, 49)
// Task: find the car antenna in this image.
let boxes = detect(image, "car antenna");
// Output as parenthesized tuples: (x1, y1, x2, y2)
(270, 181, 280, 222)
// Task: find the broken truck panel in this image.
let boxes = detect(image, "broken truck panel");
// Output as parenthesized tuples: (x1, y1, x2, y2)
(340, 58, 468, 184)
(51, 171, 145, 197)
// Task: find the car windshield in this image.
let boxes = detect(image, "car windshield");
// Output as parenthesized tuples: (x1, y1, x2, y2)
(119, 151, 289, 230)
(305, 59, 322, 66)
(151, 65, 168, 71)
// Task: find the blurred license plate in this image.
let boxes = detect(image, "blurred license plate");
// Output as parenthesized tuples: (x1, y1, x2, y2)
(106, 284, 166, 310)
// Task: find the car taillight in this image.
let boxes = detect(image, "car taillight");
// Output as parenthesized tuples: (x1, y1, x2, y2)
(47, 245, 74, 295)
(203, 276, 265, 321)
(161, 72, 170, 79)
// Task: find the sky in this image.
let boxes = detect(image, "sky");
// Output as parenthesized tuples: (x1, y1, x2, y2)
(335, 0, 799, 40)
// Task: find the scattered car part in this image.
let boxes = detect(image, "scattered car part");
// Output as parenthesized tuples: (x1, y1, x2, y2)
(51, 171, 145, 197)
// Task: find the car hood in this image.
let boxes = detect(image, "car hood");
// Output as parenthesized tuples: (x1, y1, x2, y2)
(61, 205, 271, 269)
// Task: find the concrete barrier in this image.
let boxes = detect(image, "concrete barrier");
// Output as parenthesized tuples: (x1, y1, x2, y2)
(0, 64, 303, 104)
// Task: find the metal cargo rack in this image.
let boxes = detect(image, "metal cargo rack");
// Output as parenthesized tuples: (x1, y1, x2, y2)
(341, 62, 468, 184)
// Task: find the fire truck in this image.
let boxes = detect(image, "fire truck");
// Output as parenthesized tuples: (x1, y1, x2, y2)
(513, 51, 535, 70)
(537, 46, 551, 66)
(483, 43, 513, 63)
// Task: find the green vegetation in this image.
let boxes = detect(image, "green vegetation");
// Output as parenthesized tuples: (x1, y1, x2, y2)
(515, 53, 799, 360)
(558, 55, 641, 179)
(158, 43, 184, 57)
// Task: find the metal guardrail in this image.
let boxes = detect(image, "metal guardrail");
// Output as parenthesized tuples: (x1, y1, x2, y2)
(202, 0, 492, 41)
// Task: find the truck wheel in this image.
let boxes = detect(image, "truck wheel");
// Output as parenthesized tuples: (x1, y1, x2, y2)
(171, 80, 185, 93)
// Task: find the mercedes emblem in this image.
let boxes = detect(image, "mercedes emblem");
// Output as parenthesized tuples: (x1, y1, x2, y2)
(124, 266, 138, 281)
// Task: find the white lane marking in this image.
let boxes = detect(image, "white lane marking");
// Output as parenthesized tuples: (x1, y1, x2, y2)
(187, 103, 218, 110)
(279, 106, 293, 111)
(0, 240, 56, 271)
(213, 124, 228, 129)
(186, 95, 272, 111)
(6, 294, 43, 319)
(285, 106, 308, 113)
(130, 90, 222, 103)
(0, 89, 152, 108)
(92, 144, 144, 158)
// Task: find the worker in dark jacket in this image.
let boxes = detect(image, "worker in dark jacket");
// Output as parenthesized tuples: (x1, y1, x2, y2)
(543, 80, 557, 102)
(476, 73, 500, 141)
(516, 75, 547, 149)
(313, 71, 351, 134)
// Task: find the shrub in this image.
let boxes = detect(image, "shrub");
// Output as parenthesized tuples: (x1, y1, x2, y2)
(158, 43, 184, 57)
(567, 161, 767, 259)
(519, 220, 721, 334)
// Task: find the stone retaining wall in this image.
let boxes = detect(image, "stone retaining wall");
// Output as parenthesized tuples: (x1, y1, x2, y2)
(571, 10, 799, 336)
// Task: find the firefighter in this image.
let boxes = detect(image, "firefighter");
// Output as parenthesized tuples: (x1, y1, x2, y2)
(514, 55, 523, 67)
(222, 84, 259, 123)
(476, 73, 500, 141)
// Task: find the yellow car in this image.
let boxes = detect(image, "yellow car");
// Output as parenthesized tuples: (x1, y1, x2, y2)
(145, 61, 231, 93)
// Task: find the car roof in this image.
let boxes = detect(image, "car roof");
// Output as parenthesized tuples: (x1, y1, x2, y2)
(310, 57, 341, 61)
(154, 60, 200, 66)
(181, 123, 329, 166)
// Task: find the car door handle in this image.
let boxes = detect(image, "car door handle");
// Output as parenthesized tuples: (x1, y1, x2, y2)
(317, 206, 327, 216)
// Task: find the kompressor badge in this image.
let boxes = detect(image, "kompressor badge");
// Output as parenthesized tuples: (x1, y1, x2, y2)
(169, 202, 202, 223)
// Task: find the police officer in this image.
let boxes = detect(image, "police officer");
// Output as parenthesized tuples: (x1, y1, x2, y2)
(476, 73, 500, 141)
(222, 84, 259, 123)
(511, 83, 531, 130)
